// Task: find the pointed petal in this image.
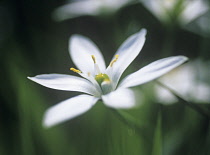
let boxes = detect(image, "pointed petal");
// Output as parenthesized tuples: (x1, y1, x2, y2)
(69, 35, 106, 75)
(53, 1, 102, 21)
(155, 84, 178, 104)
(102, 88, 135, 109)
(181, 0, 209, 24)
(43, 95, 99, 127)
(119, 56, 188, 88)
(101, 80, 113, 95)
(141, 0, 165, 22)
(109, 29, 147, 88)
(79, 73, 102, 94)
(28, 74, 100, 96)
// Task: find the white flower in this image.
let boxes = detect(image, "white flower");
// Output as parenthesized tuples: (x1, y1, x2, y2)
(28, 29, 188, 127)
(141, 0, 209, 25)
(186, 12, 210, 37)
(53, 0, 132, 21)
(155, 59, 210, 104)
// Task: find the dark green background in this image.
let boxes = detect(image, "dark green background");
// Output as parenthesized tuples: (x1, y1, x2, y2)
(1, 0, 210, 154)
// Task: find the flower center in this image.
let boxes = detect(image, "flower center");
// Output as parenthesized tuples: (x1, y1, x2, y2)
(70, 54, 119, 87)
(95, 73, 110, 85)
(91, 54, 119, 85)
(91, 55, 110, 84)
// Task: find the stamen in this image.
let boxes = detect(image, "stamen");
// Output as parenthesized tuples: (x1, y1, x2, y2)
(109, 55, 119, 67)
(91, 55, 96, 63)
(70, 67, 82, 73)
(94, 64, 101, 74)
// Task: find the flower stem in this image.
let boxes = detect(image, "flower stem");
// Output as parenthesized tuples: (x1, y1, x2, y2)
(151, 108, 162, 155)
(156, 81, 210, 119)
(108, 108, 145, 131)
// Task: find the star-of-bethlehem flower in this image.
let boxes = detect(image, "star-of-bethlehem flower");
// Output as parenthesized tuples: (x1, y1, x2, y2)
(141, 0, 209, 25)
(53, 0, 132, 21)
(28, 29, 188, 128)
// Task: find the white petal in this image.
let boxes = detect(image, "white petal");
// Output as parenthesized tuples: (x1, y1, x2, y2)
(119, 56, 188, 88)
(43, 95, 99, 127)
(191, 83, 210, 103)
(101, 80, 113, 95)
(53, 1, 102, 21)
(155, 84, 178, 104)
(103, 0, 130, 9)
(141, 0, 166, 22)
(109, 29, 147, 88)
(181, 0, 209, 24)
(102, 88, 135, 109)
(157, 59, 210, 103)
(28, 74, 100, 96)
(79, 72, 102, 94)
(69, 35, 106, 75)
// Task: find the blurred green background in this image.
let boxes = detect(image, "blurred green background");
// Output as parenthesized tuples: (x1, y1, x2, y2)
(1, 0, 210, 154)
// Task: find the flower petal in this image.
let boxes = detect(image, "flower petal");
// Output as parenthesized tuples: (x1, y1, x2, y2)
(69, 34, 106, 75)
(141, 0, 166, 22)
(53, 1, 102, 21)
(119, 56, 188, 88)
(109, 29, 147, 88)
(155, 84, 178, 104)
(102, 88, 135, 109)
(28, 74, 101, 96)
(101, 80, 113, 95)
(43, 95, 99, 128)
(181, 0, 209, 25)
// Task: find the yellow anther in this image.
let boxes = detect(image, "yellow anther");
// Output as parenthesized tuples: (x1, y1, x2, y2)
(110, 55, 119, 67)
(91, 55, 96, 63)
(70, 68, 82, 73)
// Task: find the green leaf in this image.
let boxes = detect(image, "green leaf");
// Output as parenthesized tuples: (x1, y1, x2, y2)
(151, 110, 162, 155)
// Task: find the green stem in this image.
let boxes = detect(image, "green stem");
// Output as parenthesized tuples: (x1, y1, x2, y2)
(151, 108, 162, 155)
(156, 81, 210, 119)
(109, 108, 152, 150)
(108, 108, 145, 131)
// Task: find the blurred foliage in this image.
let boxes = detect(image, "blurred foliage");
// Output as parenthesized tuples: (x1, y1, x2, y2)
(1, 0, 210, 155)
